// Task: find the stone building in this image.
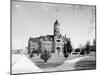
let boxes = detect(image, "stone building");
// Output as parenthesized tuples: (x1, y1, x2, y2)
(40, 35, 53, 52)
(28, 20, 68, 53)
(28, 37, 40, 53)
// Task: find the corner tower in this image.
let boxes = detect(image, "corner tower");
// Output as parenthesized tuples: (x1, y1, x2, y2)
(53, 20, 63, 54)
(54, 20, 60, 38)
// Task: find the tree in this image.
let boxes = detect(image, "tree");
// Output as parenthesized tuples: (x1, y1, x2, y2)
(80, 47, 85, 56)
(40, 50, 51, 62)
(93, 39, 96, 52)
(29, 50, 34, 58)
(36, 49, 40, 56)
(85, 41, 90, 55)
(66, 39, 73, 54)
(63, 38, 73, 58)
(63, 43, 69, 58)
(28, 41, 31, 54)
(93, 39, 96, 47)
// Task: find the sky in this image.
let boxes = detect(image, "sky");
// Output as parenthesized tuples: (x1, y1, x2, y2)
(12, 1, 96, 49)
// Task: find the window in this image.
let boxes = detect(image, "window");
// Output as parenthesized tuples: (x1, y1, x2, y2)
(56, 47, 60, 50)
(57, 40, 60, 42)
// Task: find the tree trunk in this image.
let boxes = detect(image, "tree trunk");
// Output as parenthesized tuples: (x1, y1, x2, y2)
(45, 60, 47, 62)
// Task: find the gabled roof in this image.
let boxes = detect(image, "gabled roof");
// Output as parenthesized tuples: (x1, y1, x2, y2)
(39, 35, 54, 41)
(29, 35, 54, 42)
(29, 37, 40, 42)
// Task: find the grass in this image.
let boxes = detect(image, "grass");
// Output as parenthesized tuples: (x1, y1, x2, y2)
(27, 52, 67, 69)
(26, 51, 96, 70)
(26, 52, 82, 69)
(35, 61, 63, 69)
(74, 55, 96, 70)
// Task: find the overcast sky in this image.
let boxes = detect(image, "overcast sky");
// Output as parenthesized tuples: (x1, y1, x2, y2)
(12, 1, 96, 49)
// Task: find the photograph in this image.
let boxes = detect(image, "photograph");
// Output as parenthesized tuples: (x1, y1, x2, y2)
(11, 0, 96, 74)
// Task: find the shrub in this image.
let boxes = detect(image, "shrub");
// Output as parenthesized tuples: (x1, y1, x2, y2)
(29, 53, 34, 58)
(40, 50, 51, 62)
(80, 49, 85, 56)
(64, 53, 69, 59)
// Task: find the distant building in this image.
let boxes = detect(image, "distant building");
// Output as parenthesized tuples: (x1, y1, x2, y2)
(28, 20, 68, 53)
(12, 49, 23, 54)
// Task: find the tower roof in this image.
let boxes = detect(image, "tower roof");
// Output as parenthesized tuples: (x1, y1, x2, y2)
(54, 20, 59, 25)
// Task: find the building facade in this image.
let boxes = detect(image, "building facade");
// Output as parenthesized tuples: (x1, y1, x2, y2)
(41, 40, 53, 52)
(54, 20, 65, 53)
(28, 20, 68, 53)
(28, 37, 40, 53)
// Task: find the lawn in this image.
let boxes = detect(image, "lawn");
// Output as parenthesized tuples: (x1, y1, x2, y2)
(26, 51, 96, 70)
(27, 52, 66, 69)
(74, 53, 96, 70)
(26, 52, 82, 69)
